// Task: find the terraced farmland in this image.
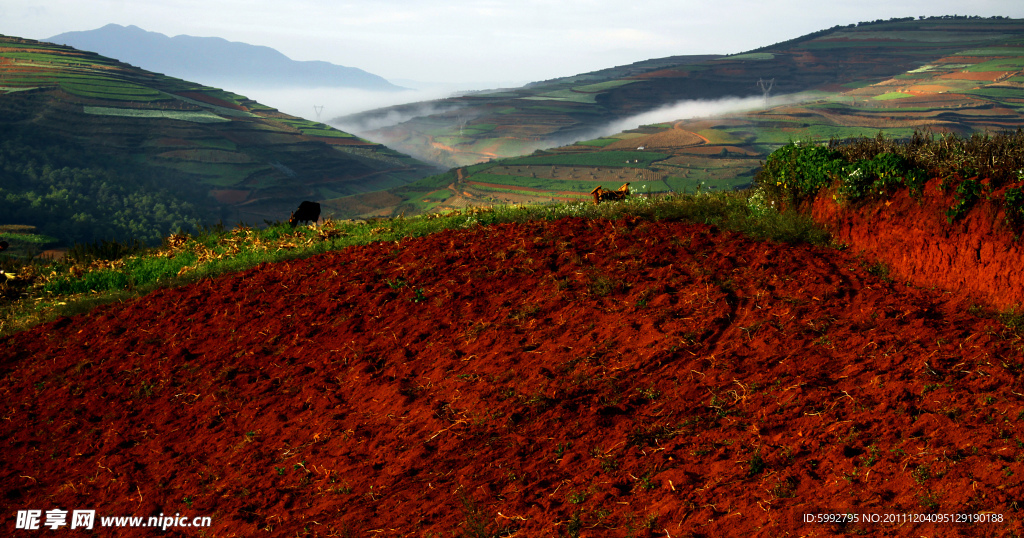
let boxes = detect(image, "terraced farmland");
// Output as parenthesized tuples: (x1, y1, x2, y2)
(0, 35, 436, 243)
(331, 18, 1024, 218)
(340, 17, 1024, 173)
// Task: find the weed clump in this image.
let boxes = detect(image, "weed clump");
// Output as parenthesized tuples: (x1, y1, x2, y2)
(757, 130, 1024, 226)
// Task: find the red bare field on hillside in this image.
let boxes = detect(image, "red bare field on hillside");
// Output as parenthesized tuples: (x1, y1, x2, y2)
(939, 71, 1010, 82)
(2, 216, 1023, 537)
(813, 177, 1024, 311)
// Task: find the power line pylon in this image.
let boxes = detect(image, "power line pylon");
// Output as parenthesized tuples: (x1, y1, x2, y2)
(757, 78, 775, 108)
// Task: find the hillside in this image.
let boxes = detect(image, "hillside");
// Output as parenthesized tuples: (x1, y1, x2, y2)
(335, 16, 1024, 172)
(0, 34, 436, 247)
(1, 208, 1022, 536)
(329, 16, 1024, 218)
(46, 24, 405, 91)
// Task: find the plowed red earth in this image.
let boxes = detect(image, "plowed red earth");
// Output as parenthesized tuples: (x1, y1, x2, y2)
(812, 178, 1024, 311)
(3, 217, 1024, 537)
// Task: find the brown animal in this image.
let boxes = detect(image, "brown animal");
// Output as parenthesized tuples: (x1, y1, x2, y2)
(590, 183, 630, 204)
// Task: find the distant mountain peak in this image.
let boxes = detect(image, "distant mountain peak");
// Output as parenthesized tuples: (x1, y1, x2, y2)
(46, 24, 404, 91)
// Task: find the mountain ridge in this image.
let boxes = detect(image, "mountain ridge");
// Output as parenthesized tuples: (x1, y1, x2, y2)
(46, 23, 404, 91)
(337, 16, 1024, 169)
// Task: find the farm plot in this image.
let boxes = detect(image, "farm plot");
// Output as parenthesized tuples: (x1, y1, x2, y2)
(83, 106, 229, 123)
(602, 128, 706, 151)
(467, 173, 606, 193)
(463, 183, 589, 201)
(61, 82, 168, 101)
(519, 89, 599, 103)
(573, 138, 618, 147)
(483, 164, 668, 184)
(500, 150, 670, 168)
(156, 149, 255, 163)
(151, 160, 273, 187)
(965, 57, 1024, 72)
(277, 118, 354, 138)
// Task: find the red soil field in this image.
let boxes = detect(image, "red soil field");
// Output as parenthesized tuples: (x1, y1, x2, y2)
(628, 68, 690, 80)
(939, 71, 1010, 82)
(2, 216, 1023, 537)
(812, 178, 1024, 311)
(907, 84, 956, 93)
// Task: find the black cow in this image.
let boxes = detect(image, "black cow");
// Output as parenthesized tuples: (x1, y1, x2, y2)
(289, 201, 321, 227)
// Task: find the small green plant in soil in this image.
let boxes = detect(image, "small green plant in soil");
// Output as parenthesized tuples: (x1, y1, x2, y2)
(748, 449, 767, 477)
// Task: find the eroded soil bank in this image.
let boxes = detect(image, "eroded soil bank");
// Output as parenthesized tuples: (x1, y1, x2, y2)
(811, 178, 1024, 311)
(2, 217, 1023, 537)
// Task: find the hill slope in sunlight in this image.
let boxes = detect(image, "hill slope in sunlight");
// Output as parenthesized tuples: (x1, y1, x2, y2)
(0, 34, 435, 245)
(338, 17, 1024, 169)
(2, 215, 1021, 537)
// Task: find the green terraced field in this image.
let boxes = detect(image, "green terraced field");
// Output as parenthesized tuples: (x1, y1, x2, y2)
(520, 90, 599, 103)
(469, 173, 605, 192)
(575, 138, 618, 147)
(83, 106, 230, 123)
(501, 151, 670, 168)
(0, 34, 437, 242)
(573, 80, 638, 92)
(966, 58, 1024, 71)
(874, 92, 915, 100)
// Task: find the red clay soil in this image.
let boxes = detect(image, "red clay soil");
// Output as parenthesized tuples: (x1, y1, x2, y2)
(3, 217, 1024, 537)
(811, 178, 1024, 311)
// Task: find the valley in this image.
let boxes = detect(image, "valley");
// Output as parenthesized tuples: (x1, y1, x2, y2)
(326, 17, 1024, 219)
(0, 35, 437, 248)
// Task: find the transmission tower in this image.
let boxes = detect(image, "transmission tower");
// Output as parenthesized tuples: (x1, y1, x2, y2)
(313, 105, 324, 122)
(757, 78, 775, 108)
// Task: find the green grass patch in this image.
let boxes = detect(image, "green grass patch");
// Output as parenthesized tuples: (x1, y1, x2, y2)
(575, 138, 618, 147)
(0, 231, 59, 245)
(462, 123, 497, 133)
(965, 58, 1024, 72)
(697, 129, 743, 145)
(61, 83, 169, 101)
(721, 53, 775, 60)
(501, 151, 670, 168)
(963, 87, 1024, 99)
(300, 128, 355, 138)
(150, 161, 270, 186)
(955, 47, 1024, 57)
(873, 92, 914, 101)
(83, 106, 229, 123)
(520, 89, 598, 103)
(573, 80, 637, 92)
(469, 173, 604, 192)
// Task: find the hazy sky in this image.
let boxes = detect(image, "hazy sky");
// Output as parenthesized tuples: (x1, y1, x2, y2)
(4, 0, 1024, 86)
